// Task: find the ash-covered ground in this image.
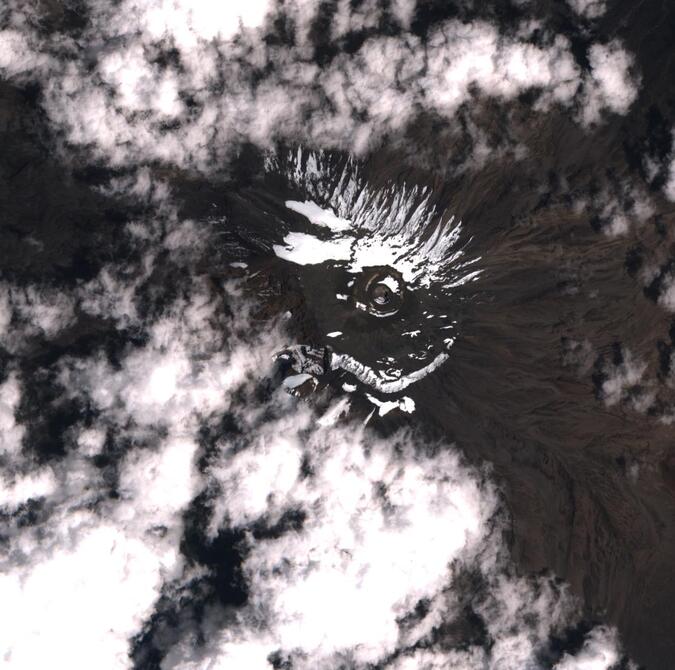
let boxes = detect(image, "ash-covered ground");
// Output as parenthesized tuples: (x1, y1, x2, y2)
(1, 1, 675, 669)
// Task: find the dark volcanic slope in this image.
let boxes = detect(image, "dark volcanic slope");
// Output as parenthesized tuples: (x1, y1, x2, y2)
(223, 119, 675, 667)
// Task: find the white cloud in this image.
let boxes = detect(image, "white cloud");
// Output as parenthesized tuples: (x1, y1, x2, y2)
(171, 421, 493, 668)
(78, 263, 144, 326)
(0, 373, 202, 670)
(0, 236, 628, 669)
(113, 0, 274, 48)
(567, 0, 607, 20)
(119, 437, 199, 523)
(658, 273, 675, 312)
(0, 283, 76, 350)
(554, 626, 620, 669)
(665, 132, 675, 202)
(15, 286, 76, 336)
(236, 442, 487, 664)
(0, 286, 11, 337)
(579, 180, 655, 237)
(0, 204, 290, 669)
(391, 0, 417, 29)
(581, 42, 639, 125)
(0, 522, 178, 669)
(164, 401, 626, 670)
(0, 414, 196, 669)
(98, 44, 184, 117)
(0, 28, 51, 79)
(0, 467, 57, 509)
(61, 281, 281, 433)
(76, 427, 107, 456)
(600, 349, 647, 407)
(0, 372, 24, 456)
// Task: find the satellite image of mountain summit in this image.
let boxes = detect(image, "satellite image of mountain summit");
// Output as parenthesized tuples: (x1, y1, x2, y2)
(1, 1, 675, 669)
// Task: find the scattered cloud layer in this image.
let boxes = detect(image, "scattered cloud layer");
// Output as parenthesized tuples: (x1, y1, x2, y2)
(0, 2, 647, 665)
(0, 0, 640, 171)
(0, 182, 284, 668)
(0, 170, 630, 669)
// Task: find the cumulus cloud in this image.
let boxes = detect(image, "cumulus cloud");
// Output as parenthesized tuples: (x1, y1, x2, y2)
(567, 0, 607, 20)
(0, 270, 281, 670)
(554, 626, 621, 669)
(598, 347, 650, 409)
(60, 279, 276, 434)
(0, 384, 193, 669)
(580, 42, 639, 126)
(0, 375, 193, 669)
(0, 435, 199, 668)
(0, 172, 281, 668)
(0, 28, 50, 78)
(0, 372, 24, 456)
(162, 400, 625, 670)
(0, 282, 76, 351)
(580, 334, 675, 423)
(579, 179, 654, 237)
(2, 524, 171, 668)
(665, 133, 675, 202)
(0, 1, 640, 170)
(656, 273, 675, 312)
(0, 466, 57, 509)
(206, 432, 494, 667)
(629, 234, 675, 318)
(390, 0, 417, 30)
(562, 338, 595, 376)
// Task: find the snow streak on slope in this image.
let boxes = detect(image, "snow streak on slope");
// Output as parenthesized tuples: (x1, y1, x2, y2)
(269, 148, 480, 290)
